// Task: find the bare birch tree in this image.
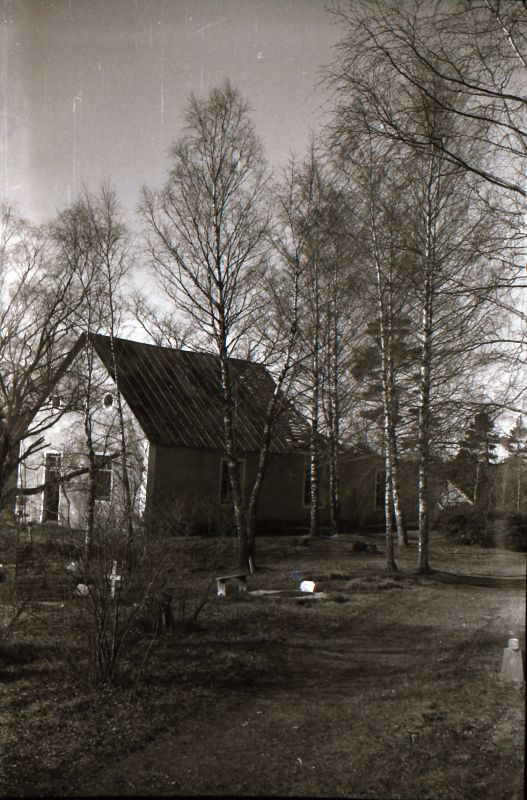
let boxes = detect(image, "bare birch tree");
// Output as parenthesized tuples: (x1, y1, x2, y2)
(268, 154, 329, 537)
(319, 195, 355, 537)
(270, 147, 371, 539)
(298, 150, 325, 538)
(327, 1, 519, 572)
(51, 185, 133, 563)
(328, 132, 415, 562)
(142, 82, 272, 571)
(328, 0, 527, 198)
(0, 204, 87, 517)
(82, 186, 135, 567)
(274, 148, 343, 538)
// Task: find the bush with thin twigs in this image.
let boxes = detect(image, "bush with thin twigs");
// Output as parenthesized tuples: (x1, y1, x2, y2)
(434, 505, 527, 551)
(141, 495, 236, 538)
(1, 517, 234, 686)
(25, 526, 224, 688)
(0, 524, 39, 660)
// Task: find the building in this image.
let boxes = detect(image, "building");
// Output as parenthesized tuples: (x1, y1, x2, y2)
(17, 334, 422, 534)
(17, 334, 317, 533)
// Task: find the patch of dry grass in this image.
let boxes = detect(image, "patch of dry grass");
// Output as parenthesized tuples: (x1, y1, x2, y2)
(0, 532, 524, 798)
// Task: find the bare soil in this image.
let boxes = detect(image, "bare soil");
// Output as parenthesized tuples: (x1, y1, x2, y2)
(0, 532, 525, 799)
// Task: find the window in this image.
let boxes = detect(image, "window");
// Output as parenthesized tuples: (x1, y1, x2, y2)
(374, 468, 386, 511)
(15, 494, 28, 523)
(219, 458, 245, 504)
(94, 455, 112, 501)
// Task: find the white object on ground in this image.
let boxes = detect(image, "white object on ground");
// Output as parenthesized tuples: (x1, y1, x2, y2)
(109, 560, 122, 598)
(501, 638, 524, 684)
(216, 574, 247, 597)
(300, 580, 316, 593)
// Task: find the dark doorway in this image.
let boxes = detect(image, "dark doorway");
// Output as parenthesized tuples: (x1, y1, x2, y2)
(43, 453, 61, 522)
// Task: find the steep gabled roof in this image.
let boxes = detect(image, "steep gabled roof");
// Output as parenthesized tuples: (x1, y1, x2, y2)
(438, 480, 474, 509)
(89, 334, 310, 453)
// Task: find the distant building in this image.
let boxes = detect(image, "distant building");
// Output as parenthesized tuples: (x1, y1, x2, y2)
(437, 480, 475, 510)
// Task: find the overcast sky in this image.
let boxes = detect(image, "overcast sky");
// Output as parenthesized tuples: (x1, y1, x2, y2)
(2, 0, 341, 226)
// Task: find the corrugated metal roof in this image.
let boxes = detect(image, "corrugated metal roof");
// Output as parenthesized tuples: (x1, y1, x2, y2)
(89, 334, 310, 453)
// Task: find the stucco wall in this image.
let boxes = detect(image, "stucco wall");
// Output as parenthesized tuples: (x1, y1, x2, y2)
(18, 379, 148, 529)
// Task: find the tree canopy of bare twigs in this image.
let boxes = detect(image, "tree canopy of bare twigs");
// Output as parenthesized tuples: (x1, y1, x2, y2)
(325, 7, 520, 569)
(0, 203, 88, 514)
(327, 0, 527, 199)
(141, 80, 271, 356)
(52, 185, 136, 563)
(142, 81, 275, 570)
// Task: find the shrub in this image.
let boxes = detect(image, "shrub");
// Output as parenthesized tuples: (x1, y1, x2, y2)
(434, 505, 527, 551)
(141, 496, 236, 538)
(52, 529, 223, 688)
(493, 512, 527, 552)
(58, 536, 179, 686)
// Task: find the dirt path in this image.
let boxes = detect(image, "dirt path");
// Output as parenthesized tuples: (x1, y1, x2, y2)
(2, 536, 523, 798)
(86, 580, 525, 799)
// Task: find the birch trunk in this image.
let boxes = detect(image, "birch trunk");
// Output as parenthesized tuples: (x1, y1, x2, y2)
(327, 420, 341, 536)
(369, 196, 400, 568)
(384, 450, 397, 573)
(309, 373, 320, 537)
(308, 249, 321, 538)
(83, 341, 96, 564)
(385, 250, 408, 548)
(383, 338, 398, 572)
(417, 151, 437, 574)
(107, 336, 135, 570)
(219, 351, 249, 573)
(417, 277, 433, 573)
(326, 281, 342, 536)
(390, 432, 408, 548)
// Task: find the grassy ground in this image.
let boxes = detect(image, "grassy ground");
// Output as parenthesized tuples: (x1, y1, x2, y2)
(0, 530, 525, 798)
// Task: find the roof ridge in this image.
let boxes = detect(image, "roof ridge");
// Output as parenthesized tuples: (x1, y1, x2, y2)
(83, 334, 310, 452)
(88, 333, 263, 366)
